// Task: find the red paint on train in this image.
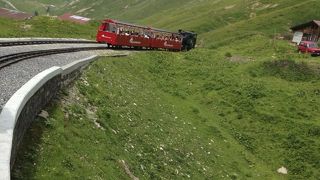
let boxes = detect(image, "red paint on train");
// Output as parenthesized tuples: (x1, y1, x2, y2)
(96, 19, 183, 51)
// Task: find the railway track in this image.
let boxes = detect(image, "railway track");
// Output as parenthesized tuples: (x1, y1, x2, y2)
(0, 40, 98, 47)
(0, 46, 126, 69)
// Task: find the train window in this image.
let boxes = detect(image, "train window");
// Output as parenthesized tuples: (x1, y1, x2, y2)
(143, 30, 152, 38)
(103, 23, 109, 31)
(118, 26, 125, 35)
(107, 23, 117, 33)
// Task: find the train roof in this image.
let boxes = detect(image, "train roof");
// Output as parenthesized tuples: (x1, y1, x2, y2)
(102, 19, 179, 35)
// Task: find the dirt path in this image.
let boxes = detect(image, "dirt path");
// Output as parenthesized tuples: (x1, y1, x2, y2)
(2, 0, 19, 10)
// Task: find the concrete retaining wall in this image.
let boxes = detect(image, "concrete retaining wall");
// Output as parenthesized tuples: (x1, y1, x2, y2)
(0, 55, 98, 180)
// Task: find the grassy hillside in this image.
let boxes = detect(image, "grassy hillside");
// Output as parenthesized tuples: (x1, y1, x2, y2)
(5, 0, 320, 179)
(1, 0, 319, 47)
(1, 0, 196, 21)
(0, 16, 98, 39)
(201, 0, 320, 48)
(13, 51, 320, 179)
(1, 0, 66, 15)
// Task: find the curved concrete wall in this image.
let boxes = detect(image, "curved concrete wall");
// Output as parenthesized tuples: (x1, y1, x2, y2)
(0, 55, 98, 180)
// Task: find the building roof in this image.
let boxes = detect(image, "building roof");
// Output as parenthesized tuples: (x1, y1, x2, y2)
(291, 20, 320, 31)
(0, 8, 33, 20)
(58, 13, 91, 24)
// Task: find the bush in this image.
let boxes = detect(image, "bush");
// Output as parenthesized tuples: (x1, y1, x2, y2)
(225, 52, 232, 58)
(257, 60, 319, 81)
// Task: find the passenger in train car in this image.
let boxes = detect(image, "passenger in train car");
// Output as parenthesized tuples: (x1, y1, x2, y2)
(148, 32, 154, 39)
(125, 26, 130, 36)
(110, 24, 117, 33)
(123, 26, 129, 35)
(141, 30, 146, 37)
(119, 27, 124, 35)
(144, 33, 150, 38)
(150, 31, 155, 38)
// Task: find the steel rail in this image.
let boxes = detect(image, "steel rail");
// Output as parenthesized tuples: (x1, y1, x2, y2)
(0, 40, 98, 47)
(0, 46, 126, 69)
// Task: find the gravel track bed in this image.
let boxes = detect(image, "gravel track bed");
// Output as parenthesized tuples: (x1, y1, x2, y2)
(0, 43, 107, 56)
(0, 44, 130, 111)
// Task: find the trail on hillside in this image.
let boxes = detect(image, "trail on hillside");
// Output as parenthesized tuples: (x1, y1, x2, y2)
(2, 0, 18, 10)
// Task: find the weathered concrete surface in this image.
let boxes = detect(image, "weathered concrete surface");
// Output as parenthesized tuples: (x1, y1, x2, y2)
(0, 55, 108, 180)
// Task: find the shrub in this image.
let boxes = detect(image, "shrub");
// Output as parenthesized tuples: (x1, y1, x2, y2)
(225, 52, 232, 58)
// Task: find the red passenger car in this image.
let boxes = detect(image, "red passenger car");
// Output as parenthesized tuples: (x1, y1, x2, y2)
(96, 19, 183, 51)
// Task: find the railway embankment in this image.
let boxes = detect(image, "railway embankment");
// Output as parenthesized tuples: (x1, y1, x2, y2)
(11, 50, 320, 179)
(0, 55, 94, 179)
(0, 38, 129, 179)
(0, 54, 129, 179)
(0, 38, 124, 109)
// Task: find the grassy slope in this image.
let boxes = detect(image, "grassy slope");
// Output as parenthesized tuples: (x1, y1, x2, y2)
(3, 0, 319, 50)
(3, 0, 195, 21)
(64, 0, 192, 21)
(3, 0, 320, 44)
(202, 0, 320, 48)
(6, 0, 320, 179)
(0, 16, 98, 39)
(5, 0, 320, 31)
(13, 51, 320, 179)
(5, 0, 67, 15)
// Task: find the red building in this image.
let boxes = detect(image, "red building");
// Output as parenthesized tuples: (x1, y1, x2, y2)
(58, 13, 91, 24)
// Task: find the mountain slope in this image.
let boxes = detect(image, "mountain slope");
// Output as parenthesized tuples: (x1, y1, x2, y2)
(2, 0, 319, 46)
(4, 0, 320, 179)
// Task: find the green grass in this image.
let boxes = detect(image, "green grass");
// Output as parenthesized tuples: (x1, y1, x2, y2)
(2, 0, 320, 46)
(0, 16, 98, 39)
(13, 50, 320, 179)
(6, 0, 320, 179)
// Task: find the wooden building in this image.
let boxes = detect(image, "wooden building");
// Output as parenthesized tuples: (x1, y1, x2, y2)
(291, 20, 320, 42)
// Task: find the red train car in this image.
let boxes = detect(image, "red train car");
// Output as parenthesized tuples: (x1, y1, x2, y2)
(96, 19, 183, 51)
